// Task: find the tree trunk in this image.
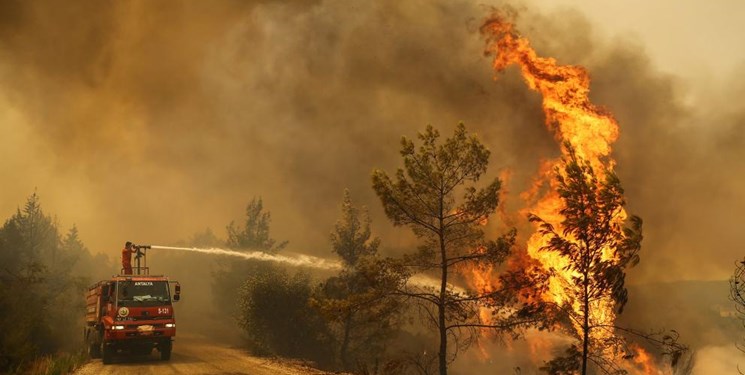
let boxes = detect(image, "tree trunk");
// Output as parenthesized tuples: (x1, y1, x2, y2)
(340, 312, 352, 370)
(438, 199, 448, 375)
(438, 245, 448, 375)
(581, 274, 589, 375)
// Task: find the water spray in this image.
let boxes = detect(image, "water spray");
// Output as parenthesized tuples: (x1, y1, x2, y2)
(131, 244, 461, 290)
(148, 245, 343, 270)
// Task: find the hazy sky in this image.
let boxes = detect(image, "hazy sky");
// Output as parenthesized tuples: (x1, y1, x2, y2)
(540, 0, 745, 80)
(1, 0, 743, 283)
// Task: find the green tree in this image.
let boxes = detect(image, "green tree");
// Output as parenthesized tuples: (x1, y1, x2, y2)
(15, 193, 60, 272)
(238, 270, 333, 365)
(63, 225, 95, 277)
(63, 225, 116, 281)
(372, 124, 533, 375)
(227, 198, 288, 252)
(62, 226, 87, 270)
(213, 197, 288, 321)
(189, 227, 222, 248)
(0, 193, 95, 371)
(331, 190, 380, 266)
(313, 190, 402, 372)
(50, 226, 94, 349)
(0, 194, 59, 362)
(530, 145, 643, 375)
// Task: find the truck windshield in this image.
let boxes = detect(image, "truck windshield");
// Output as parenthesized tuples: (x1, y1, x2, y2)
(117, 280, 170, 307)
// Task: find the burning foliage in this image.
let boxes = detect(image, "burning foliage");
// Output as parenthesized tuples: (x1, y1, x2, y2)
(477, 12, 688, 374)
(1, 1, 741, 374)
(529, 145, 643, 374)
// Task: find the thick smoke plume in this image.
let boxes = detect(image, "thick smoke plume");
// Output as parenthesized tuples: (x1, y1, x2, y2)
(1, 0, 744, 370)
(2, 0, 742, 283)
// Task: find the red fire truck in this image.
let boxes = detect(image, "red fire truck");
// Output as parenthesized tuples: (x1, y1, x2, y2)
(84, 244, 181, 364)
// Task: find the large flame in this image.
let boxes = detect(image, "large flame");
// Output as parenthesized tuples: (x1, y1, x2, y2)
(481, 16, 618, 168)
(465, 13, 666, 373)
(480, 12, 620, 334)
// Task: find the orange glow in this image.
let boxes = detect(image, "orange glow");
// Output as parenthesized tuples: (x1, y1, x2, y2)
(465, 244, 498, 331)
(627, 344, 670, 375)
(483, 11, 626, 328)
(463, 13, 664, 372)
(481, 12, 622, 339)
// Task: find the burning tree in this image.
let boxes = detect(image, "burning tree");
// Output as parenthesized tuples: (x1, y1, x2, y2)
(372, 124, 541, 375)
(480, 13, 687, 374)
(529, 145, 642, 374)
(528, 147, 688, 374)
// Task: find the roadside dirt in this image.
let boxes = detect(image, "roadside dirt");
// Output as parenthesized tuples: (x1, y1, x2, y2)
(74, 334, 337, 375)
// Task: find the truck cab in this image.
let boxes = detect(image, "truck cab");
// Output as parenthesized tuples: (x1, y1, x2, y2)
(85, 274, 181, 364)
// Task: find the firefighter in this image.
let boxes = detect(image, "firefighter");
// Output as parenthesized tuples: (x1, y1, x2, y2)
(122, 241, 135, 275)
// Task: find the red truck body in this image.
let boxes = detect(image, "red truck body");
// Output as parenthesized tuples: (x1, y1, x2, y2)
(84, 274, 180, 364)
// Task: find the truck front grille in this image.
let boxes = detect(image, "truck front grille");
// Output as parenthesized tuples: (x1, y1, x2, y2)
(125, 331, 164, 337)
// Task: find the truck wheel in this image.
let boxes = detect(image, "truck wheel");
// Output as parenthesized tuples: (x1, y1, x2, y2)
(160, 342, 172, 361)
(101, 343, 113, 365)
(86, 329, 101, 358)
(88, 340, 101, 358)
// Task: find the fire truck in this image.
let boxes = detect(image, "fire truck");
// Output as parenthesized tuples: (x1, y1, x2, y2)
(84, 244, 181, 364)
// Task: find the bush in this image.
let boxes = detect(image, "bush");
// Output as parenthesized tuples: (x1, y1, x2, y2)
(237, 265, 333, 366)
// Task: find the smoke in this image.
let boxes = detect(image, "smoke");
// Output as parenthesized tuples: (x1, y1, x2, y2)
(693, 345, 742, 374)
(1, 0, 744, 368)
(0, 0, 550, 258)
(1, 0, 740, 285)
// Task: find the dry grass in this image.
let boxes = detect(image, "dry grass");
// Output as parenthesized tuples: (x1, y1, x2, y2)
(23, 351, 87, 375)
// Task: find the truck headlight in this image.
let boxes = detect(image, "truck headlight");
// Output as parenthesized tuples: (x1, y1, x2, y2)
(113, 325, 125, 330)
(165, 323, 175, 328)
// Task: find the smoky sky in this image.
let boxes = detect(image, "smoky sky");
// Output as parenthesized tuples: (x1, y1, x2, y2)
(0, 0, 743, 285)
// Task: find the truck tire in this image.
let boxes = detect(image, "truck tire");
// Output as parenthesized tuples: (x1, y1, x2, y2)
(88, 339, 101, 359)
(85, 329, 101, 358)
(101, 342, 113, 365)
(160, 342, 172, 361)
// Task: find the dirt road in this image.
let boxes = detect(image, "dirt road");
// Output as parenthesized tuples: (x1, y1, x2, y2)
(74, 335, 333, 375)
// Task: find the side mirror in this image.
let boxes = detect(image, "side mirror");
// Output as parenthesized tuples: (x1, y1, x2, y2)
(173, 283, 181, 302)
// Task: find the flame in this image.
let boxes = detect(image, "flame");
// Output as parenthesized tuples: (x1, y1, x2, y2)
(627, 344, 671, 375)
(464, 168, 512, 337)
(481, 16, 618, 169)
(461, 13, 664, 373)
(480, 12, 622, 338)
(632, 345, 657, 374)
(463, 242, 499, 360)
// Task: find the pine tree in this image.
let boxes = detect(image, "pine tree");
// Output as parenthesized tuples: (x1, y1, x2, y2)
(372, 123, 535, 375)
(214, 197, 288, 321)
(531, 145, 642, 374)
(226, 198, 288, 252)
(314, 190, 400, 371)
